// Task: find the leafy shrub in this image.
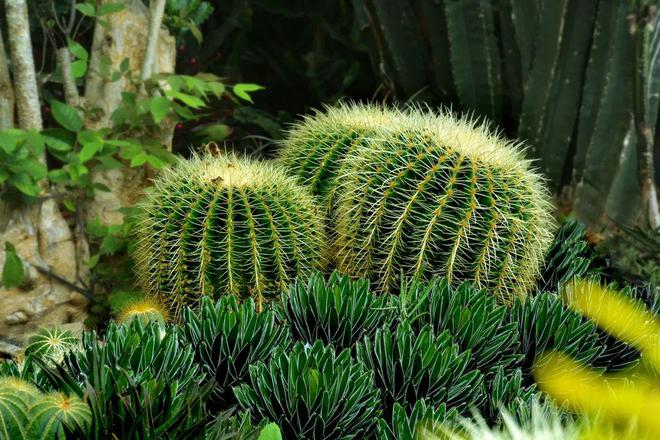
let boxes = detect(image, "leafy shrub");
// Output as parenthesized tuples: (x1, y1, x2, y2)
(377, 399, 458, 440)
(355, 323, 483, 420)
(281, 271, 397, 350)
(234, 341, 380, 439)
(181, 295, 290, 408)
(324, 105, 554, 300)
(37, 321, 210, 440)
(133, 153, 327, 317)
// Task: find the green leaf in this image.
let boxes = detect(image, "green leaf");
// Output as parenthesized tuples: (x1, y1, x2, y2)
(0, 129, 25, 153)
(188, 20, 203, 44)
(79, 142, 102, 163)
(130, 153, 148, 167)
(167, 90, 206, 109)
(51, 100, 83, 132)
(232, 83, 265, 103)
(43, 129, 75, 153)
(71, 60, 88, 78)
(9, 173, 40, 197)
(149, 97, 170, 124)
(2, 242, 24, 288)
(75, 3, 96, 16)
(97, 3, 125, 16)
(25, 130, 45, 155)
(86, 254, 100, 269)
(67, 38, 88, 60)
(257, 423, 282, 440)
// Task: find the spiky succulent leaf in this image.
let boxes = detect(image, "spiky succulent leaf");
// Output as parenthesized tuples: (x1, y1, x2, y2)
(182, 295, 290, 408)
(234, 340, 380, 439)
(134, 153, 326, 318)
(24, 327, 79, 367)
(511, 293, 605, 385)
(377, 399, 458, 440)
(37, 321, 209, 440)
(356, 323, 484, 420)
(0, 378, 41, 440)
(281, 271, 397, 350)
(330, 105, 554, 299)
(26, 392, 91, 439)
(538, 219, 602, 292)
(400, 278, 521, 377)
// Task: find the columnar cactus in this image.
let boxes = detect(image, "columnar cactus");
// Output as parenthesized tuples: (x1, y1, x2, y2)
(283, 104, 553, 300)
(133, 153, 326, 316)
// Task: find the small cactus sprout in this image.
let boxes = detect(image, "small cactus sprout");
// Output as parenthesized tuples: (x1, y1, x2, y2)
(24, 327, 79, 366)
(278, 103, 397, 214)
(134, 153, 326, 317)
(116, 296, 169, 326)
(324, 105, 554, 300)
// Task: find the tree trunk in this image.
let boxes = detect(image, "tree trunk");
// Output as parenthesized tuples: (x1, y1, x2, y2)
(84, 0, 175, 226)
(0, 31, 14, 129)
(0, 0, 86, 353)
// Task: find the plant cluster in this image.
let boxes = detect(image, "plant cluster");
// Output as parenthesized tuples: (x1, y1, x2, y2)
(3, 270, 648, 439)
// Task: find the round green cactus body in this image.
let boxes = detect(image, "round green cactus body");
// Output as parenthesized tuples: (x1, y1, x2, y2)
(329, 105, 554, 300)
(0, 378, 42, 440)
(27, 392, 91, 439)
(134, 153, 326, 316)
(278, 103, 398, 213)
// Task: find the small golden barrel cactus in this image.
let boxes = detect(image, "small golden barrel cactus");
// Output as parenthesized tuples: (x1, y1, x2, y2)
(281, 104, 554, 301)
(133, 153, 326, 317)
(116, 296, 169, 326)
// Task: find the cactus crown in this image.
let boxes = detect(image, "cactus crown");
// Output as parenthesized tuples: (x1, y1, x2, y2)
(322, 104, 556, 300)
(133, 153, 326, 317)
(116, 296, 169, 325)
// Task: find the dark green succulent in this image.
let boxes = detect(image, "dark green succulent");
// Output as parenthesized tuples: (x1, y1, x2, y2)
(181, 295, 290, 408)
(400, 278, 521, 377)
(377, 399, 458, 440)
(355, 323, 484, 420)
(36, 320, 210, 440)
(511, 293, 605, 386)
(234, 340, 380, 439)
(538, 218, 602, 292)
(281, 271, 397, 351)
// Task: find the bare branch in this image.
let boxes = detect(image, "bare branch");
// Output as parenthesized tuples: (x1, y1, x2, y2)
(140, 0, 167, 81)
(56, 47, 80, 106)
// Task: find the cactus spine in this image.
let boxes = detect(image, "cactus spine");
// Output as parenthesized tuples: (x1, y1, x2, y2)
(281, 104, 554, 300)
(278, 103, 397, 214)
(134, 153, 326, 316)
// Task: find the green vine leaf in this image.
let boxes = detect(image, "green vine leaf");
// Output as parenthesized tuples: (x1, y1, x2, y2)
(149, 97, 170, 124)
(2, 241, 24, 288)
(51, 100, 83, 132)
(233, 83, 265, 103)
